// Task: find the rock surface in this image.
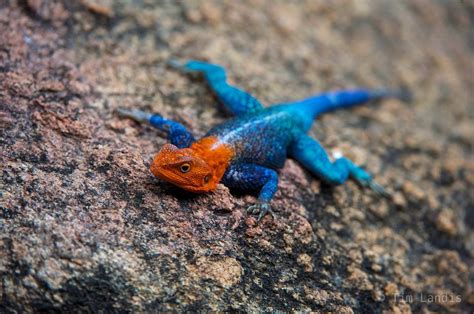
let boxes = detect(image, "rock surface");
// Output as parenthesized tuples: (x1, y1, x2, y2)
(1, 0, 473, 312)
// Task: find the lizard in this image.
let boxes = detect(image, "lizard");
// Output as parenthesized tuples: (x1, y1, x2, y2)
(118, 60, 410, 221)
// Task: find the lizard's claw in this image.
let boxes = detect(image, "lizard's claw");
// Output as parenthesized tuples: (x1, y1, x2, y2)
(359, 179, 392, 199)
(167, 59, 195, 74)
(247, 202, 275, 222)
(167, 59, 204, 77)
(167, 59, 184, 70)
(368, 180, 392, 199)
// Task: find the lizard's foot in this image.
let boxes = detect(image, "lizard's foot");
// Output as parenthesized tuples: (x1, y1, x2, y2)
(358, 179, 392, 199)
(167, 59, 195, 74)
(247, 202, 275, 222)
(167, 59, 184, 70)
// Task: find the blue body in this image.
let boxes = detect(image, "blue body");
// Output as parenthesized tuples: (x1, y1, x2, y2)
(122, 60, 408, 220)
(207, 106, 308, 169)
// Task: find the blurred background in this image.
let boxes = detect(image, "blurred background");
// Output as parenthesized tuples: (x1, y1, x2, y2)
(1, 0, 473, 312)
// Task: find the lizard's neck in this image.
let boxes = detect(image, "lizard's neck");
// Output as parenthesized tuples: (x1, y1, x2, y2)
(190, 136, 234, 189)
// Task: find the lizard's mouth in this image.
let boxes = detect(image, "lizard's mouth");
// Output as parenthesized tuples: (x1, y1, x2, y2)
(150, 167, 192, 187)
(172, 182, 213, 193)
(150, 166, 215, 193)
(160, 177, 214, 193)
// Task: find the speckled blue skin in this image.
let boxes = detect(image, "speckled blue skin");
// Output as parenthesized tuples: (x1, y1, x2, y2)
(120, 60, 408, 220)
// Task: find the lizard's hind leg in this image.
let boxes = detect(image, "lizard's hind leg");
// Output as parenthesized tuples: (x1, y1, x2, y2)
(169, 59, 264, 116)
(289, 135, 390, 198)
(117, 108, 195, 148)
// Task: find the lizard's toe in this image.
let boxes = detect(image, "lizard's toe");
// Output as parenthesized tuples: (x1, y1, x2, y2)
(368, 180, 392, 199)
(247, 203, 275, 222)
(358, 179, 391, 199)
(167, 59, 197, 75)
(246, 204, 257, 214)
(167, 59, 184, 69)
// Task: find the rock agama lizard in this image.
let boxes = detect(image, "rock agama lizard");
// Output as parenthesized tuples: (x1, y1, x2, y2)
(118, 60, 409, 221)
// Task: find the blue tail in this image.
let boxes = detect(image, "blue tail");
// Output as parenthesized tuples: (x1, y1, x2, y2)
(290, 88, 411, 118)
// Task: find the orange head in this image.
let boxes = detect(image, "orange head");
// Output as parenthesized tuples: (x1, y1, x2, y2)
(149, 138, 233, 193)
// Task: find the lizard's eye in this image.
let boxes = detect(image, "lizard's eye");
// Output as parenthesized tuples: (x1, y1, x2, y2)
(204, 174, 210, 184)
(179, 163, 191, 173)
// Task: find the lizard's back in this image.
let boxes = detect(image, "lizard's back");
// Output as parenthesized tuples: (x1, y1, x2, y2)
(205, 105, 310, 169)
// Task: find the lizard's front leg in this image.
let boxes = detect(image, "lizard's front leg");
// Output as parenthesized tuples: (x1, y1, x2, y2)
(117, 108, 195, 148)
(222, 163, 279, 222)
(169, 59, 264, 116)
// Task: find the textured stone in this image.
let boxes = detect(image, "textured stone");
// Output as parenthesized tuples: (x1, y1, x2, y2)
(1, 0, 473, 312)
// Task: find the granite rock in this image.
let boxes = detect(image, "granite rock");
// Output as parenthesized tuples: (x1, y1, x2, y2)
(1, 0, 473, 312)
